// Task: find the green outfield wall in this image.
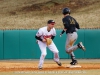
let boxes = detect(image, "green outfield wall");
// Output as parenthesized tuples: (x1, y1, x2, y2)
(0, 29, 100, 59)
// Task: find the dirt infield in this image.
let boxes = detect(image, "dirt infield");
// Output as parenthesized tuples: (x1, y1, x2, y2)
(0, 59, 100, 72)
(0, 63, 100, 72)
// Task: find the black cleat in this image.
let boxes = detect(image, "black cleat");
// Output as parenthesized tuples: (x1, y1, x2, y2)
(56, 61, 62, 66)
(70, 60, 78, 65)
(77, 42, 86, 51)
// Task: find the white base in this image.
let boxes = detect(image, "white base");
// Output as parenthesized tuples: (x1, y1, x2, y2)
(66, 64, 81, 68)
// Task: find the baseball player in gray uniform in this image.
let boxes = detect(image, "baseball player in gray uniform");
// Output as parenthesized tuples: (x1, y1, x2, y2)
(60, 7, 86, 65)
(35, 20, 61, 69)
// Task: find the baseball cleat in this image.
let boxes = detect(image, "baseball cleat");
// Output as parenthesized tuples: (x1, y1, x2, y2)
(38, 66, 42, 70)
(70, 60, 78, 65)
(56, 61, 62, 66)
(77, 42, 86, 51)
(38, 68, 42, 70)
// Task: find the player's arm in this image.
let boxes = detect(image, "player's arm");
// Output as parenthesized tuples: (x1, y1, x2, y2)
(51, 28, 56, 40)
(35, 36, 42, 41)
(35, 28, 44, 42)
(75, 21, 80, 32)
(60, 19, 68, 36)
(51, 36, 55, 40)
(75, 19, 80, 29)
(60, 28, 66, 36)
(76, 22, 80, 29)
(35, 36, 46, 42)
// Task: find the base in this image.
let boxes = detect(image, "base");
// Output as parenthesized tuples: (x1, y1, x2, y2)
(66, 64, 81, 68)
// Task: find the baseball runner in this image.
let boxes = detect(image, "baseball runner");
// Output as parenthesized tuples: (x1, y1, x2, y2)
(60, 7, 86, 65)
(35, 20, 61, 69)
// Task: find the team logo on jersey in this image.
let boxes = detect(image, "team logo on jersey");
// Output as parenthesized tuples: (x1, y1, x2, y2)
(69, 18, 75, 24)
(43, 35, 52, 39)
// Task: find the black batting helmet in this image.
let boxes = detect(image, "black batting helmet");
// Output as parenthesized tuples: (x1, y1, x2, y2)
(62, 7, 70, 15)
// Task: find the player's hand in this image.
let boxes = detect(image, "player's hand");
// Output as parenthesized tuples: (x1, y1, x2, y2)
(42, 39, 46, 42)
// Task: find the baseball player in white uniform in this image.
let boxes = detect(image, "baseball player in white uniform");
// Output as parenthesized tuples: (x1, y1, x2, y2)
(35, 20, 61, 69)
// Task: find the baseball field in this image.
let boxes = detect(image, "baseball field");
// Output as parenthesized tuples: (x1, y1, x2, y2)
(0, 59, 100, 75)
(0, 0, 100, 75)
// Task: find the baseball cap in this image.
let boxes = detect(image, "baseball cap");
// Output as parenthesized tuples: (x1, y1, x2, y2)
(47, 20, 55, 24)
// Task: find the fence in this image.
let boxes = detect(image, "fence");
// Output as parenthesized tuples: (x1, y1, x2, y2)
(0, 29, 100, 59)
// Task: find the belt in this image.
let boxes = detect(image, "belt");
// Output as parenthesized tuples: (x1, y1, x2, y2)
(68, 31, 76, 33)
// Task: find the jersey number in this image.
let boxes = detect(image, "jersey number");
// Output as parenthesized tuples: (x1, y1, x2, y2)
(69, 18, 75, 24)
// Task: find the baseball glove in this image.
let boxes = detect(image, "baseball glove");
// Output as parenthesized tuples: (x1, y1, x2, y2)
(46, 38, 52, 46)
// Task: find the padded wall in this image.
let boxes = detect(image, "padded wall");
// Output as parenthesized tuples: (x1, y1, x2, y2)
(0, 29, 100, 59)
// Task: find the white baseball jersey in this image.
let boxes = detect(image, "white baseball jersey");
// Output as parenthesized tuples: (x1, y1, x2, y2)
(36, 26, 56, 40)
(36, 26, 60, 68)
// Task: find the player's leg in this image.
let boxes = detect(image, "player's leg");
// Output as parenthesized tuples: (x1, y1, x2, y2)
(38, 41, 47, 69)
(70, 52, 75, 62)
(77, 42, 86, 50)
(67, 32, 85, 52)
(66, 32, 78, 53)
(66, 32, 85, 65)
(70, 52, 78, 65)
(48, 42, 62, 66)
(66, 32, 78, 65)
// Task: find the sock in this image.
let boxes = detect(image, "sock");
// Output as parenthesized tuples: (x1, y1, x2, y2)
(70, 52, 75, 61)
